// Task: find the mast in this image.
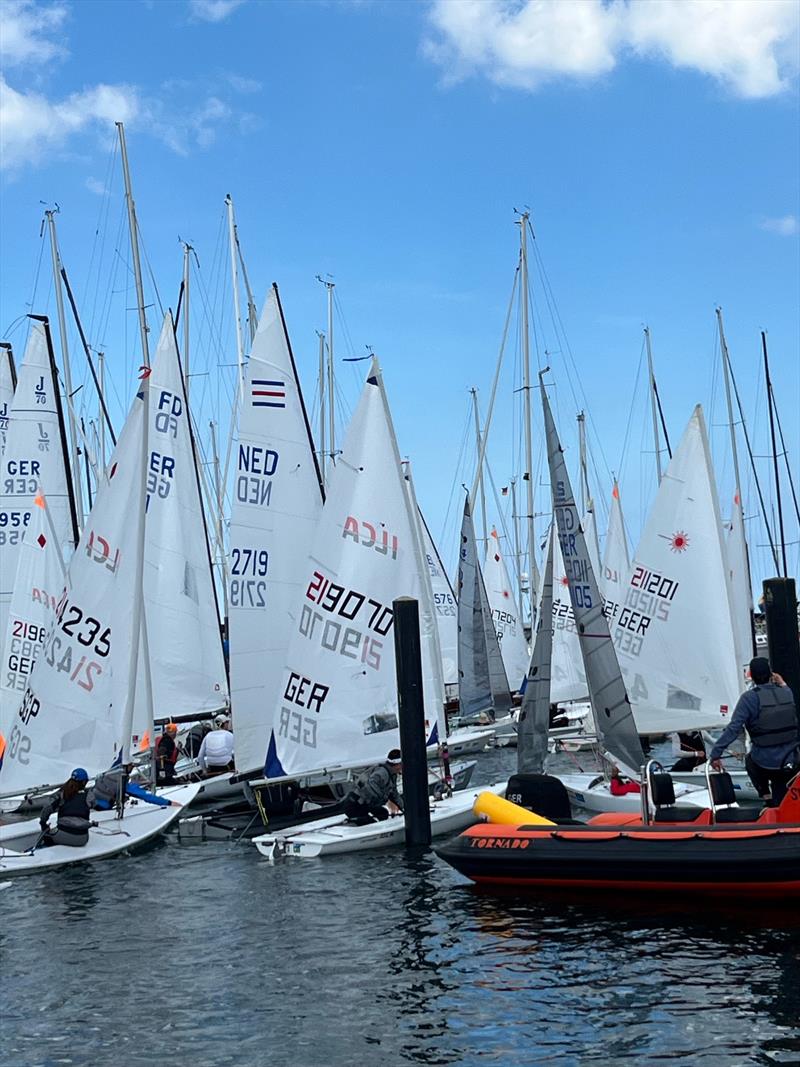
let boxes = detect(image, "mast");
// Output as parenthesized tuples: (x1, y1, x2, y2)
(317, 276, 336, 474)
(577, 411, 589, 515)
(59, 264, 116, 448)
(30, 315, 80, 548)
(644, 326, 662, 485)
(471, 387, 488, 545)
(225, 194, 246, 398)
(235, 228, 258, 345)
(45, 210, 84, 527)
(510, 476, 524, 620)
(518, 212, 537, 616)
(763, 332, 788, 577)
(317, 330, 326, 487)
(181, 242, 192, 399)
(116, 122, 150, 368)
(209, 420, 230, 626)
(98, 352, 107, 469)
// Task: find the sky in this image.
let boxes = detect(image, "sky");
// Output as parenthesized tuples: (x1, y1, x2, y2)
(1, 0, 798, 599)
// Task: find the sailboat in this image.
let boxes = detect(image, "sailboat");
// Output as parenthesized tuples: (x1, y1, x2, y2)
(251, 361, 505, 857)
(484, 528, 530, 695)
(0, 371, 198, 873)
(417, 508, 458, 697)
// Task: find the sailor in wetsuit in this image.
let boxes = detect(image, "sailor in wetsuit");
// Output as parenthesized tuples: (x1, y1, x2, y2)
(39, 768, 92, 847)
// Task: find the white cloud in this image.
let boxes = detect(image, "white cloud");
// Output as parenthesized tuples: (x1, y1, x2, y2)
(0, 0, 68, 67)
(424, 0, 800, 98)
(0, 76, 140, 170)
(188, 0, 245, 22)
(226, 73, 262, 94)
(85, 176, 107, 195)
(760, 214, 799, 236)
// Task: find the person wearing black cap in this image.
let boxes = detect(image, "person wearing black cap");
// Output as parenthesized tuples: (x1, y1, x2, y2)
(343, 750, 404, 825)
(709, 656, 799, 804)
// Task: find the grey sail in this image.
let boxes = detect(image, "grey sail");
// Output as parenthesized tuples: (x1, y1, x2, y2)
(517, 527, 554, 774)
(457, 495, 511, 719)
(540, 379, 645, 778)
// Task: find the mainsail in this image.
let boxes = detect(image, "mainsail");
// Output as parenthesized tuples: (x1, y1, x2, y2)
(0, 322, 76, 647)
(541, 377, 644, 779)
(457, 496, 511, 721)
(601, 480, 630, 602)
(484, 528, 529, 693)
(0, 376, 148, 793)
(517, 528, 554, 775)
(723, 490, 754, 681)
(138, 315, 228, 730)
(418, 508, 458, 688)
(607, 406, 742, 733)
(0, 493, 66, 738)
(265, 360, 440, 779)
(550, 531, 588, 704)
(229, 286, 324, 774)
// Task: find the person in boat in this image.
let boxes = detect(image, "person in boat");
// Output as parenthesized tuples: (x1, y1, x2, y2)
(709, 656, 799, 805)
(670, 730, 706, 772)
(38, 768, 92, 848)
(548, 703, 569, 730)
(343, 750, 404, 825)
(185, 721, 212, 759)
(88, 763, 174, 813)
(155, 723, 180, 785)
(609, 766, 641, 796)
(197, 715, 235, 776)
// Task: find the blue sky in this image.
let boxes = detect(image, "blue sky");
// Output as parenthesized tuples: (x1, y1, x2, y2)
(1, 0, 798, 595)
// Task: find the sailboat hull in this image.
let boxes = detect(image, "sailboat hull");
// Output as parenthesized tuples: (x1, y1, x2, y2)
(437, 822, 800, 897)
(0, 783, 199, 875)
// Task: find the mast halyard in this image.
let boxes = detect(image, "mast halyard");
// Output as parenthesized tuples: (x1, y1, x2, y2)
(470, 387, 488, 546)
(644, 325, 663, 486)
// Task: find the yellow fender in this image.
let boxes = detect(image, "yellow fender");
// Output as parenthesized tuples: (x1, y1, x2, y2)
(473, 791, 555, 827)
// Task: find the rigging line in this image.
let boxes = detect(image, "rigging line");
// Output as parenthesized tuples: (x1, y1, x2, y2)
(83, 137, 118, 335)
(439, 400, 473, 549)
(528, 222, 615, 485)
(469, 265, 519, 505)
(728, 340, 779, 572)
(137, 220, 165, 321)
(617, 336, 646, 486)
(26, 218, 47, 327)
(771, 387, 800, 528)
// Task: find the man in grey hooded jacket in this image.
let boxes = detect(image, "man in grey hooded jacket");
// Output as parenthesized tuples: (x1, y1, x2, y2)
(344, 749, 404, 824)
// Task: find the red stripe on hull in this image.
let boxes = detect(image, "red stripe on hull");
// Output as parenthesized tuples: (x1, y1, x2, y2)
(469, 876, 800, 898)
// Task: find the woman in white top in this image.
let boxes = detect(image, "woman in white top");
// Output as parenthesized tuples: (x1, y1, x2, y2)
(197, 715, 235, 775)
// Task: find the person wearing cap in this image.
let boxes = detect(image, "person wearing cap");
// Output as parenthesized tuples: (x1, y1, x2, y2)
(155, 722, 180, 785)
(39, 768, 92, 847)
(197, 715, 235, 776)
(709, 656, 799, 804)
(343, 749, 404, 825)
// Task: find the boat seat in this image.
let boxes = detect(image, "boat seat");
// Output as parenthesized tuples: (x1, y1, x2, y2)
(707, 770, 757, 823)
(649, 768, 701, 823)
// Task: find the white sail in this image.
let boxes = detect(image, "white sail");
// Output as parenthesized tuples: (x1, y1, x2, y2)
(229, 287, 324, 774)
(542, 379, 644, 779)
(418, 509, 458, 688)
(601, 480, 630, 603)
(723, 490, 753, 681)
(607, 406, 742, 733)
(139, 315, 228, 732)
(265, 360, 439, 779)
(457, 497, 511, 720)
(484, 528, 529, 693)
(0, 492, 66, 736)
(550, 530, 588, 704)
(0, 346, 15, 454)
(0, 323, 75, 647)
(0, 378, 148, 793)
(517, 528, 554, 775)
(582, 501, 602, 581)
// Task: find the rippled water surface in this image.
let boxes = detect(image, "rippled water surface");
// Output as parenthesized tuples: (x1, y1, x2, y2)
(2, 747, 799, 1067)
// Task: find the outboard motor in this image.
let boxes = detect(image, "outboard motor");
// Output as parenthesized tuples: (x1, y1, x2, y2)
(506, 773, 573, 822)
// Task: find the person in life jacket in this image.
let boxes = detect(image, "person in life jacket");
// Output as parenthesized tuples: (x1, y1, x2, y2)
(608, 766, 641, 796)
(88, 763, 175, 813)
(343, 749, 404, 825)
(710, 656, 800, 804)
(155, 723, 179, 784)
(39, 768, 92, 847)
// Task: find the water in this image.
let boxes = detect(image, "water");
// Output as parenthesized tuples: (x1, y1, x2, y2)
(2, 746, 799, 1067)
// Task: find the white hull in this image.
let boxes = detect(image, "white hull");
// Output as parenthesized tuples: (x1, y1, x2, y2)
(437, 725, 496, 758)
(557, 772, 699, 815)
(252, 780, 507, 858)
(0, 783, 198, 876)
(669, 766, 757, 800)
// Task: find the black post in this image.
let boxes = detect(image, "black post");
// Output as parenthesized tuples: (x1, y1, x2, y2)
(763, 578, 800, 710)
(393, 597, 432, 847)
